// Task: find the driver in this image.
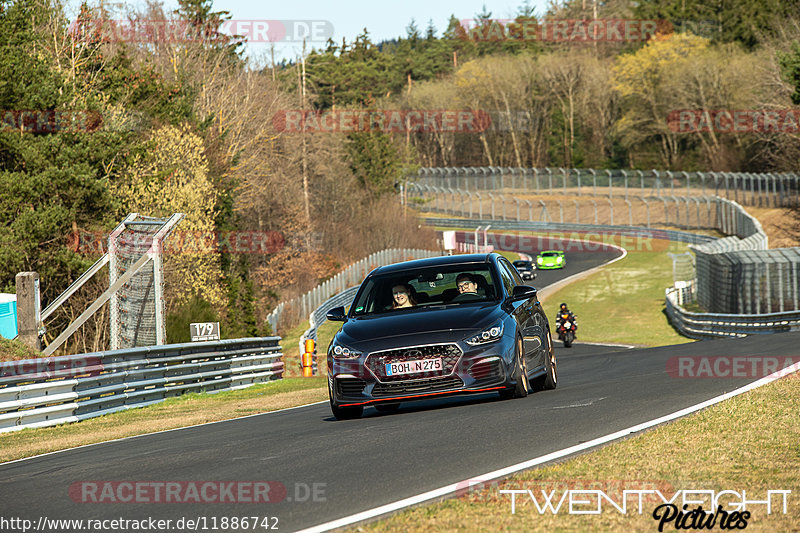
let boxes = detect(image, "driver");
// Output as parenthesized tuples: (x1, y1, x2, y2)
(456, 273, 479, 295)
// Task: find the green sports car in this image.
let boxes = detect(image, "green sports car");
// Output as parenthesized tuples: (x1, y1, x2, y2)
(536, 250, 566, 269)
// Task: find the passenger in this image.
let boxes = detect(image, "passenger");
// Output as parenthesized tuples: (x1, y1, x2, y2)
(391, 283, 417, 309)
(456, 273, 479, 295)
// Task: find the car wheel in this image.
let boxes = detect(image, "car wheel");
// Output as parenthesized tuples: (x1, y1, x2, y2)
(532, 329, 558, 391)
(542, 330, 557, 390)
(329, 381, 363, 420)
(500, 335, 529, 400)
(374, 403, 400, 413)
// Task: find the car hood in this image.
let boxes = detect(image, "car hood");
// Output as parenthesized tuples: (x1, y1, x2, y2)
(339, 303, 504, 345)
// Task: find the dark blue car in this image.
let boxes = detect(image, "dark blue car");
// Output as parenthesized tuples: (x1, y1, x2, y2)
(325, 253, 557, 419)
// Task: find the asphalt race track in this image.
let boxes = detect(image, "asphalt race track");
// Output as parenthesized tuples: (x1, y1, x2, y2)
(1, 243, 797, 532)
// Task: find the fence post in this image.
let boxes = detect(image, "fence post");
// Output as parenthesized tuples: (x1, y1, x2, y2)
(15, 272, 41, 351)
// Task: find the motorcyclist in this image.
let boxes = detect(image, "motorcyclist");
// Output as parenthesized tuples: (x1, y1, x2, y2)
(555, 303, 577, 335)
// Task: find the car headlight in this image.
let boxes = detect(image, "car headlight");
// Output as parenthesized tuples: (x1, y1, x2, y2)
(330, 339, 362, 359)
(465, 322, 504, 346)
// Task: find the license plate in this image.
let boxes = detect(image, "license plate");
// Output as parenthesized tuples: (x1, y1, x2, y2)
(385, 358, 443, 376)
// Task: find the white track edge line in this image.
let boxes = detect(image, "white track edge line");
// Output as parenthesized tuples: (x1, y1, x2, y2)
(1, 400, 329, 466)
(294, 361, 800, 533)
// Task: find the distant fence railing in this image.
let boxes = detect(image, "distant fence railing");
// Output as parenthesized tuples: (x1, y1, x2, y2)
(412, 167, 800, 208)
(0, 337, 282, 433)
(266, 249, 440, 335)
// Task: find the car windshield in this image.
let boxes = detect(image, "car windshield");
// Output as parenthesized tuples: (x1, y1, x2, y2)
(350, 263, 499, 316)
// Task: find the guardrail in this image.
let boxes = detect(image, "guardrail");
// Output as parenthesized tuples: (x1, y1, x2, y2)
(665, 288, 800, 339)
(424, 218, 717, 246)
(0, 337, 283, 434)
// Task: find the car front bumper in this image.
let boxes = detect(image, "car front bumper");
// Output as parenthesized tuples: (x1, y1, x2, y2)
(328, 337, 515, 407)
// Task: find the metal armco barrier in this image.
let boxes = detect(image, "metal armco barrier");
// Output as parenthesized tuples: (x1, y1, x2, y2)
(423, 218, 717, 246)
(665, 288, 800, 339)
(0, 337, 283, 433)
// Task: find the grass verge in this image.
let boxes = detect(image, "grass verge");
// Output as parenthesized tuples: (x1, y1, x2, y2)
(539, 243, 695, 347)
(356, 372, 800, 532)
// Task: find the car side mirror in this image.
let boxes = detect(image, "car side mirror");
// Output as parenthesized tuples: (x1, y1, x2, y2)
(326, 306, 347, 322)
(510, 285, 537, 301)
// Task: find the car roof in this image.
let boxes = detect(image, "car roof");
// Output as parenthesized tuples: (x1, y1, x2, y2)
(373, 253, 497, 275)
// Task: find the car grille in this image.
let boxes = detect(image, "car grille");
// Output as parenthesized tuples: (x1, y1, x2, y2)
(336, 378, 367, 398)
(366, 343, 462, 382)
(372, 376, 464, 397)
(469, 358, 504, 381)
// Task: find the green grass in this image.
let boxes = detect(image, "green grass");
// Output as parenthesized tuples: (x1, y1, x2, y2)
(540, 245, 695, 347)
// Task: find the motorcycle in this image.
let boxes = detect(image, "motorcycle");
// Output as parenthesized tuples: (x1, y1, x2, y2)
(556, 313, 577, 348)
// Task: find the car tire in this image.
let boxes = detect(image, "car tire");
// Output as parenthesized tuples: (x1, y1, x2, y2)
(533, 329, 558, 391)
(500, 335, 529, 400)
(374, 403, 400, 413)
(542, 330, 557, 389)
